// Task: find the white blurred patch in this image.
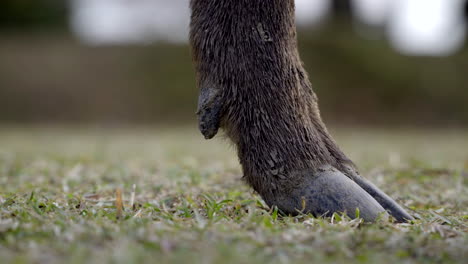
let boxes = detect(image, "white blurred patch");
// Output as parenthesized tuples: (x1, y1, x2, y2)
(70, 0, 190, 45)
(295, 0, 331, 25)
(387, 0, 466, 56)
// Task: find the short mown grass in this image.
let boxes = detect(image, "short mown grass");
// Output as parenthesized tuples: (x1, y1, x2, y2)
(0, 126, 467, 264)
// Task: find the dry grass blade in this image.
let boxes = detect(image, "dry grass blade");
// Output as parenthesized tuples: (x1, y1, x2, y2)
(115, 188, 124, 220)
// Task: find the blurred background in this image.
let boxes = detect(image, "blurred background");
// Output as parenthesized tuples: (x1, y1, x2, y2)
(0, 0, 467, 127)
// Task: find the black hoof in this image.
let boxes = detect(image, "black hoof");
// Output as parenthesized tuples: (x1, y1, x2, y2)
(341, 165, 414, 222)
(198, 107, 220, 139)
(264, 166, 389, 222)
(197, 86, 223, 139)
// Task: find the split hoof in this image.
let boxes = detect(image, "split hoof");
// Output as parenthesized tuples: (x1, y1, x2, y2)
(264, 166, 389, 222)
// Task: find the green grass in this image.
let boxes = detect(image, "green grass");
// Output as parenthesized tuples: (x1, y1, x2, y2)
(0, 126, 467, 264)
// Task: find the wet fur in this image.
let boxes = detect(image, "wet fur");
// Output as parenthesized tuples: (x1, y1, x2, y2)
(190, 0, 413, 222)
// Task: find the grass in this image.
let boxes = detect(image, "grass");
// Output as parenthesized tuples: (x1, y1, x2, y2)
(0, 125, 467, 264)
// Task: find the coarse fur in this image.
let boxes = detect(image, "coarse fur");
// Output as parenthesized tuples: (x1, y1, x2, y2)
(189, 0, 413, 222)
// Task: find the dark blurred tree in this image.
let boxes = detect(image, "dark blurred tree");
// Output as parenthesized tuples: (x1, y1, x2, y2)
(0, 0, 67, 30)
(328, 0, 354, 33)
(465, 0, 468, 22)
(331, 0, 353, 19)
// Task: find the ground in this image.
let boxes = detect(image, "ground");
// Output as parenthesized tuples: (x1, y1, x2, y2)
(0, 126, 467, 264)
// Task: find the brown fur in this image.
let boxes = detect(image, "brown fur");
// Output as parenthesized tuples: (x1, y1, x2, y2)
(189, 0, 413, 221)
